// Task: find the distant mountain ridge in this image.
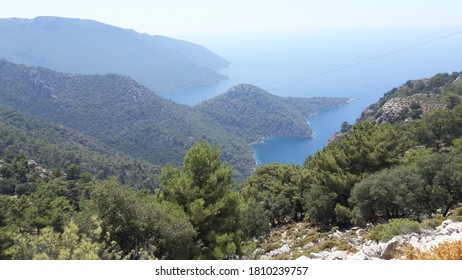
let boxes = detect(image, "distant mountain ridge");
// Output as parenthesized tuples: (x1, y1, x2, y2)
(0, 16, 229, 92)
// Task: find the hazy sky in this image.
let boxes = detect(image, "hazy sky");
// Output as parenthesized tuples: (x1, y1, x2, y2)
(1, 0, 461, 40)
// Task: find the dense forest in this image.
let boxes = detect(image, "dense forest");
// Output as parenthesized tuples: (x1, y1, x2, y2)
(196, 84, 349, 143)
(0, 59, 347, 182)
(1, 61, 462, 259)
(0, 104, 162, 190)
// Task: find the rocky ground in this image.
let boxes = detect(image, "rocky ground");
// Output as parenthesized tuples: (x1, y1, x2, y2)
(374, 93, 446, 123)
(257, 219, 462, 260)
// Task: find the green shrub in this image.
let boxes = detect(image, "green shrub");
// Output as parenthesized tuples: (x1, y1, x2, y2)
(309, 238, 357, 254)
(335, 204, 352, 225)
(275, 253, 291, 260)
(448, 207, 462, 221)
(241, 241, 258, 259)
(262, 242, 282, 253)
(421, 215, 445, 229)
(366, 219, 421, 242)
(293, 236, 317, 248)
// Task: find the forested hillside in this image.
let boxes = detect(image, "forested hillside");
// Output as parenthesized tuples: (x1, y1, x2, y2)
(0, 16, 229, 92)
(196, 84, 349, 143)
(0, 59, 347, 181)
(0, 105, 161, 191)
(0, 59, 255, 180)
(2, 90, 461, 259)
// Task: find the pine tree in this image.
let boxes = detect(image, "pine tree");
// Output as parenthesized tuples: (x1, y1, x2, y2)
(160, 140, 241, 259)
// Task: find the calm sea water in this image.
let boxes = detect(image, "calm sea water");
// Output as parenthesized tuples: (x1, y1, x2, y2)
(161, 28, 462, 166)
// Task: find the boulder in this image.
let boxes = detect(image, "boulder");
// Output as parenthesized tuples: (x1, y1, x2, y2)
(260, 244, 291, 259)
(409, 236, 420, 249)
(381, 237, 403, 260)
(438, 223, 460, 235)
(252, 248, 265, 258)
(307, 252, 324, 259)
(346, 236, 362, 246)
(449, 231, 462, 241)
(360, 242, 383, 259)
(436, 220, 453, 232)
(268, 244, 290, 257)
(346, 251, 369, 260)
(307, 251, 333, 259)
(326, 251, 348, 260)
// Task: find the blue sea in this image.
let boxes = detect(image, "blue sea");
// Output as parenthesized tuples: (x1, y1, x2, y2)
(161, 28, 462, 166)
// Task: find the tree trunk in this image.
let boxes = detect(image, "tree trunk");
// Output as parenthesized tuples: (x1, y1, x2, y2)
(443, 205, 451, 217)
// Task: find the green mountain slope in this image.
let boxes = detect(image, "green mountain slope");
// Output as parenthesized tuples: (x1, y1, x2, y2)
(0, 60, 351, 181)
(196, 84, 350, 143)
(0, 105, 161, 190)
(0, 59, 253, 180)
(0, 16, 229, 92)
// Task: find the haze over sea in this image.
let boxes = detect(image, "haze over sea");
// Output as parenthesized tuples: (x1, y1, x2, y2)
(161, 28, 462, 166)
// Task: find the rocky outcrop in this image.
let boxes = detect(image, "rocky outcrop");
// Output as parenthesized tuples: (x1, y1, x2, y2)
(295, 220, 462, 260)
(453, 75, 462, 85)
(27, 160, 52, 179)
(260, 244, 291, 259)
(359, 72, 462, 123)
(373, 93, 446, 123)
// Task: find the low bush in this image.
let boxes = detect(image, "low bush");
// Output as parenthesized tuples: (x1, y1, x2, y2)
(420, 215, 445, 229)
(366, 219, 421, 242)
(447, 207, 462, 221)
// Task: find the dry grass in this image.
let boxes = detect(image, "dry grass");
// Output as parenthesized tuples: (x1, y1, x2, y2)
(405, 240, 462, 260)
